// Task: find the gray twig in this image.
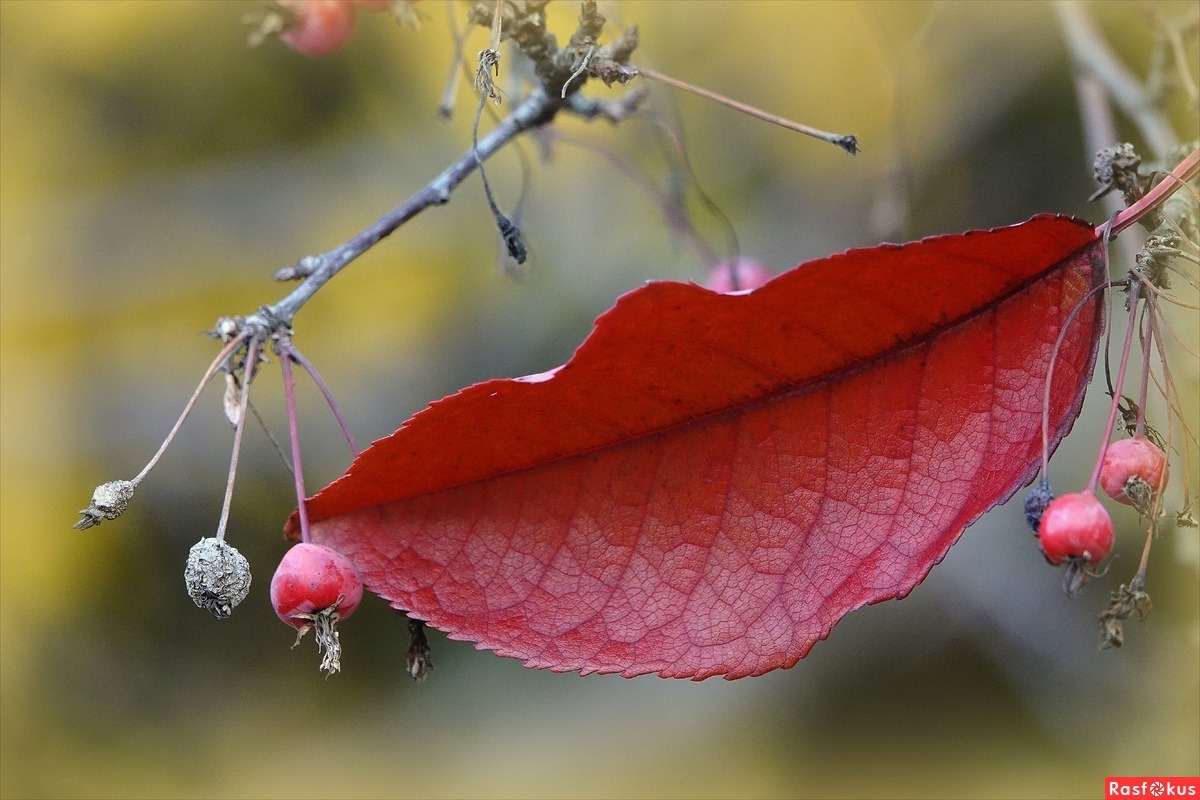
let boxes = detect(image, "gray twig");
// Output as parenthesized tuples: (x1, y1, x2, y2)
(1055, 0, 1178, 160)
(246, 89, 560, 334)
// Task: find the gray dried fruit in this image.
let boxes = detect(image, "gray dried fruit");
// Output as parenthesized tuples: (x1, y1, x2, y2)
(184, 537, 251, 620)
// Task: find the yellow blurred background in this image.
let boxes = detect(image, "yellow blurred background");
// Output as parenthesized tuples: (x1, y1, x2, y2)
(2, 2, 1197, 798)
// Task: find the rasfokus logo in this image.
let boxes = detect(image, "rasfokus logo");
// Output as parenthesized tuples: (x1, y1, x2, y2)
(1105, 777, 1200, 799)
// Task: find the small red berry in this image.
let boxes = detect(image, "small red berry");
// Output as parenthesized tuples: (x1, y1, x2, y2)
(1099, 436, 1168, 511)
(278, 0, 357, 57)
(270, 543, 364, 674)
(704, 258, 774, 293)
(271, 542, 363, 626)
(1038, 491, 1115, 566)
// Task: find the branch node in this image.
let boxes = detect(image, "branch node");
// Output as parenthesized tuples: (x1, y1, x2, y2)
(274, 255, 322, 282)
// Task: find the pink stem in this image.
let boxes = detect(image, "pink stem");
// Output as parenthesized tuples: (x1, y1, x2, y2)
(1135, 300, 1152, 438)
(215, 340, 259, 541)
(1087, 281, 1142, 492)
(132, 332, 248, 485)
(1041, 280, 1120, 475)
(280, 349, 312, 544)
(282, 343, 359, 458)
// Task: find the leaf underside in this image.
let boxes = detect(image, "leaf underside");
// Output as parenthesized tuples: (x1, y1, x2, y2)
(292, 214, 1104, 679)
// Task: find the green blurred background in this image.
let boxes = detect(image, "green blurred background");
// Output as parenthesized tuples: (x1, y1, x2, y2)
(2, 2, 1198, 798)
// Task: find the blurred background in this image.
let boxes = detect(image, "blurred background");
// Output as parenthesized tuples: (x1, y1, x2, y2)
(2, 2, 1197, 798)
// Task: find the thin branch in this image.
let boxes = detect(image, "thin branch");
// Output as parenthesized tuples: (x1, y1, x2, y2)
(248, 90, 561, 331)
(438, 0, 469, 118)
(1055, 0, 1178, 159)
(1070, 71, 1140, 265)
(1112, 148, 1200, 233)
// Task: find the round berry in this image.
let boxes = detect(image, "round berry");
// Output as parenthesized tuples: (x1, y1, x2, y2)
(1099, 435, 1168, 510)
(704, 258, 773, 293)
(278, 0, 357, 57)
(270, 542, 363, 627)
(184, 537, 252, 620)
(1037, 491, 1115, 565)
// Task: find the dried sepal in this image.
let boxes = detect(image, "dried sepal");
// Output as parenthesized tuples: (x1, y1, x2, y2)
(184, 537, 252, 620)
(290, 602, 344, 677)
(74, 479, 137, 530)
(1099, 578, 1152, 649)
(406, 618, 434, 682)
(223, 373, 243, 428)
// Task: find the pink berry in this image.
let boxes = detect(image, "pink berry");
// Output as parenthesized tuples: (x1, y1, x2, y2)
(1099, 436, 1168, 509)
(278, 0, 357, 57)
(270, 542, 363, 628)
(271, 543, 364, 675)
(704, 258, 774, 293)
(1037, 491, 1114, 566)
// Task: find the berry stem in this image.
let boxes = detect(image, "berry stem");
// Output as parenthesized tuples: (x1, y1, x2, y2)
(1041, 279, 1124, 474)
(133, 332, 249, 486)
(1087, 281, 1143, 493)
(633, 65, 859, 155)
(653, 119, 742, 273)
(1138, 278, 1200, 310)
(1147, 302, 1199, 450)
(1134, 303, 1152, 438)
(546, 129, 719, 267)
(215, 340, 259, 541)
(280, 342, 359, 457)
(280, 343, 312, 544)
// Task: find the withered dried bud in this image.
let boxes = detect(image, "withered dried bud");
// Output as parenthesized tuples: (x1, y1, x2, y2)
(1098, 579, 1151, 649)
(74, 479, 137, 530)
(184, 537, 252, 620)
(1089, 143, 1142, 203)
(223, 373, 243, 428)
(211, 316, 239, 341)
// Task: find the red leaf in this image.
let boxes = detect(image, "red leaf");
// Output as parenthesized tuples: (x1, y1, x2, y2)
(294, 215, 1105, 679)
